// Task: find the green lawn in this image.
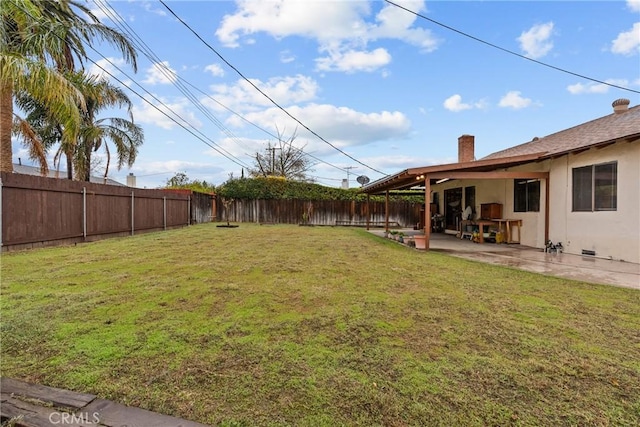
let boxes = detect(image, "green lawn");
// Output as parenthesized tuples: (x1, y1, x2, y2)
(1, 224, 639, 426)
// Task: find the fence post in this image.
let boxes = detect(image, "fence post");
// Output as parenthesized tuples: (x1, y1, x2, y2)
(131, 191, 135, 236)
(187, 196, 191, 226)
(82, 187, 87, 240)
(163, 196, 167, 230)
(0, 177, 3, 248)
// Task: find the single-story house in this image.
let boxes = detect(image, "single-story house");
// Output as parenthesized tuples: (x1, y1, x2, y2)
(362, 98, 640, 264)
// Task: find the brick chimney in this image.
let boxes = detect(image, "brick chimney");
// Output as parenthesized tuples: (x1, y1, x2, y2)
(612, 98, 630, 114)
(458, 134, 475, 163)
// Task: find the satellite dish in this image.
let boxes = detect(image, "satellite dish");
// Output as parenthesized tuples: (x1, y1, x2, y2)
(356, 175, 370, 185)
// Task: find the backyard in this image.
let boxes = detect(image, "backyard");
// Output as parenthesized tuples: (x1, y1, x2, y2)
(1, 224, 638, 426)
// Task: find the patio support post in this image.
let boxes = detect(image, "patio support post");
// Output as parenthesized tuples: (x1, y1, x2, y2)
(424, 175, 430, 250)
(385, 190, 390, 232)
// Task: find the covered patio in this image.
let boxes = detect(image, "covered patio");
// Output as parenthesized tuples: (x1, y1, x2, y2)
(369, 230, 640, 290)
(360, 147, 550, 250)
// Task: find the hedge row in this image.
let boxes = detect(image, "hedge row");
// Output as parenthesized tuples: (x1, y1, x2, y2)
(216, 177, 423, 202)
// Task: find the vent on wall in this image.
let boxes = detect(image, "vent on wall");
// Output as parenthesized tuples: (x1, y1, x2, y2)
(582, 249, 596, 256)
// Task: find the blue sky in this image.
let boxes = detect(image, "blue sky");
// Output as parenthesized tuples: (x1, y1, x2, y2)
(13, 0, 640, 188)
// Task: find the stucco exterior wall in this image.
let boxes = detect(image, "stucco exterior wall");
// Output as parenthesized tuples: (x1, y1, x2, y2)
(548, 142, 639, 263)
(431, 167, 548, 249)
(431, 141, 639, 264)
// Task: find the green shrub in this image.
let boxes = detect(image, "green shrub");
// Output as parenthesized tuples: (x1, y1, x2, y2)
(216, 177, 423, 202)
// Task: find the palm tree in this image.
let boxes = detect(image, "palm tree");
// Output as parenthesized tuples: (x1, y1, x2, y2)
(1, 0, 137, 174)
(70, 72, 143, 182)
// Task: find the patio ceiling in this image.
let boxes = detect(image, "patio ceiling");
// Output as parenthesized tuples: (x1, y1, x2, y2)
(361, 152, 547, 195)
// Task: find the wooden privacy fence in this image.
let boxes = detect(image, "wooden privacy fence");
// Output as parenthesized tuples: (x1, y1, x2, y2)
(216, 197, 421, 227)
(0, 173, 214, 251)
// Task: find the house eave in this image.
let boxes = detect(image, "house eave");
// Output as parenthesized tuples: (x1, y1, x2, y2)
(361, 152, 546, 195)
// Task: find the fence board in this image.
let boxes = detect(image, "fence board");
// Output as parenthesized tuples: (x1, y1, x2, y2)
(0, 172, 198, 251)
(216, 197, 421, 227)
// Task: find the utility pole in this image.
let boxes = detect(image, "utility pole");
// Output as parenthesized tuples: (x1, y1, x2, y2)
(342, 166, 356, 189)
(266, 146, 281, 176)
(345, 166, 356, 182)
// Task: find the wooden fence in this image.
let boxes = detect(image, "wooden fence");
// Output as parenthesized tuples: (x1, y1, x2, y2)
(0, 172, 214, 251)
(0, 172, 420, 251)
(215, 197, 421, 227)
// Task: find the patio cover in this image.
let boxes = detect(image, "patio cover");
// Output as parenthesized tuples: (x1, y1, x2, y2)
(361, 152, 550, 250)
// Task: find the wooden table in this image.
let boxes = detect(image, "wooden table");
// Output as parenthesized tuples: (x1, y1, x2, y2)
(493, 219, 522, 244)
(460, 219, 499, 243)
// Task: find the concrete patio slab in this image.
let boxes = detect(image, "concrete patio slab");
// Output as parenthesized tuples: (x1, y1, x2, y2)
(370, 229, 640, 290)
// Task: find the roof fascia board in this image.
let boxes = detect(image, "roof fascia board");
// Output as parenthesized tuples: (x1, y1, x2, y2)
(427, 171, 549, 180)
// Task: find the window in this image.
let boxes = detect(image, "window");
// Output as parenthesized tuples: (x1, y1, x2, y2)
(514, 179, 540, 212)
(572, 162, 617, 212)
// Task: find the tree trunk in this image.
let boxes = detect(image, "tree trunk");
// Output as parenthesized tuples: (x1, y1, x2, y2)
(83, 141, 91, 181)
(0, 80, 14, 173)
(66, 150, 73, 180)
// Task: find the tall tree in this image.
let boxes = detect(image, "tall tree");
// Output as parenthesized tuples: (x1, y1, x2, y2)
(1, 0, 137, 174)
(68, 72, 143, 182)
(250, 128, 313, 181)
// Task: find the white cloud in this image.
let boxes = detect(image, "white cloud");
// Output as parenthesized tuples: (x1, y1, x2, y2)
(628, 0, 640, 12)
(142, 1, 167, 16)
(280, 50, 296, 63)
(443, 94, 481, 112)
(204, 75, 319, 112)
(566, 79, 629, 94)
(204, 63, 225, 77)
(142, 61, 178, 85)
(132, 95, 202, 130)
(316, 48, 392, 73)
(517, 22, 554, 59)
(498, 91, 533, 109)
(226, 103, 411, 150)
(611, 22, 640, 55)
(88, 57, 126, 81)
(88, 6, 110, 22)
(215, 0, 439, 73)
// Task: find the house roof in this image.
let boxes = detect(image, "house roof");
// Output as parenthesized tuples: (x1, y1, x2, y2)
(362, 101, 640, 195)
(12, 164, 126, 186)
(483, 104, 640, 160)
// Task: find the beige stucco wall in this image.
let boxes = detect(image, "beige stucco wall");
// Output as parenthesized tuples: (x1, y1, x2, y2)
(548, 142, 639, 264)
(431, 166, 548, 249)
(430, 141, 639, 263)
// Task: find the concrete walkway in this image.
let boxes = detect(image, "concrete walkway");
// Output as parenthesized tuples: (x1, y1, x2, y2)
(0, 377, 207, 427)
(371, 230, 640, 290)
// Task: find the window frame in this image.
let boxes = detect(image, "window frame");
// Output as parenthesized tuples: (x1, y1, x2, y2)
(572, 161, 617, 212)
(513, 179, 540, 212)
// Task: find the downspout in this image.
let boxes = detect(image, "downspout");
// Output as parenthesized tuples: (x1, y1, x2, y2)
(545, 176, 550, 244)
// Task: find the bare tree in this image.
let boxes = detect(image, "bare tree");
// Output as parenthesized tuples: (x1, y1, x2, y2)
(250, 127, 313, 181)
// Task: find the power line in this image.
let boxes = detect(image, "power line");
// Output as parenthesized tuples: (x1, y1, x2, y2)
(384, 0, 640, 95)
(93, 0, 252, 168)
(158, 0, 388, 176)
(97, 0, 353, 176)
